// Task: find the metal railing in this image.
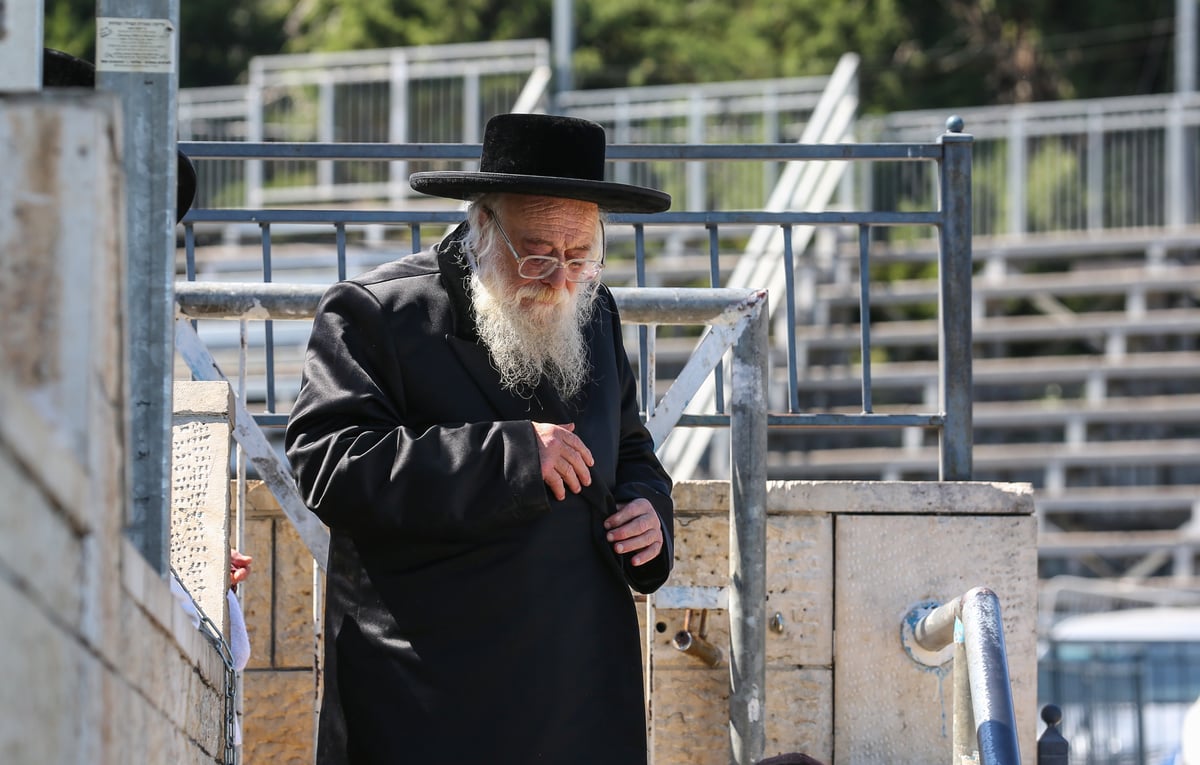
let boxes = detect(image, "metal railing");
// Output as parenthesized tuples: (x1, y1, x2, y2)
(177, 43, 845, 213)
(178, 40, 551, 209)
(178, 131, 975, 480)
(908, 587, 1022, 765)
(861, 91, 1200, 239)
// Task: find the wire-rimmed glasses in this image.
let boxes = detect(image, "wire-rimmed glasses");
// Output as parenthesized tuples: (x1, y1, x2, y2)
(485, 207, 606, 283)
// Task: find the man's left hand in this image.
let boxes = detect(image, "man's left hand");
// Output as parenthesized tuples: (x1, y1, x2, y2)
(603, 499, 663, 566)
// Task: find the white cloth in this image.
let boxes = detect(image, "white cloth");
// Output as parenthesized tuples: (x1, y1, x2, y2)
(227, 588, 251, 671)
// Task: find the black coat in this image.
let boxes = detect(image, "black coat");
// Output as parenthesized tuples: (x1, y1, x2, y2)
(285, 224, 675, 765)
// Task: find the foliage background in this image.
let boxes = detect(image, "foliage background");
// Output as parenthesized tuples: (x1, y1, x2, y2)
(45, 0, 1179, 111)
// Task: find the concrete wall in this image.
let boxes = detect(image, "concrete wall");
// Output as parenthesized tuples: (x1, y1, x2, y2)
(239, 477, 1036, 765)
(0, 92, 227, 764)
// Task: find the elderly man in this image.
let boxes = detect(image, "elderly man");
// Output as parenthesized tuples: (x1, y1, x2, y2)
(285, 113, 675, 764)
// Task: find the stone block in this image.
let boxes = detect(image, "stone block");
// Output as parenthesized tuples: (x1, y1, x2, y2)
(651, 666, 831, 765)
(242, 517, 275, 670)
(275, 515, 318, 668)
(834, 513, 1038, 765)
(0, 574, 88, 764)
(0, 449, 84, 631)
(658, 513, 832, 666)
(243, 669, 317, 765)
(171, 381, 234, 634)
(0, 92, 125, 526)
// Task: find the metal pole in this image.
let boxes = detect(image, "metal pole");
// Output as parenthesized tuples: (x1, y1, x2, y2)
(552, 0, 574, 101)
(96, 0, 180, 573)
(961, 589, 1022, 765)
(1178, 0, 1196, 93)
(937, 117, 974, 480)
(728, 293, 769, 765)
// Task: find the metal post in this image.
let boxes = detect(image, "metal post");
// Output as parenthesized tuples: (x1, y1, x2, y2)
(1166, 97, 1188, 229)
(1086, 106, 1104, 232)
(317, 76, 335, 194)
(1037, 705, 1069, 765)
(552, 0, 574, 100)
(388, 51, 409, 207)
(687, 90, 706, 211)
(96, 0, 180, 573)
(1007, 112, 1027, 237)
(938, 117, 974, 480)
(1178, 0, 1197, 93)
(728, 294, 769, 765)
(246, 59, 264, 208)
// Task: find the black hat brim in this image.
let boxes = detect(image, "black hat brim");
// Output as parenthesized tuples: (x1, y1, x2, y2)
(409, 171, 671, 214)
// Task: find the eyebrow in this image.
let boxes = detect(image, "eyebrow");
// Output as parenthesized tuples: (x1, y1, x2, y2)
(522, 235, 594, 253)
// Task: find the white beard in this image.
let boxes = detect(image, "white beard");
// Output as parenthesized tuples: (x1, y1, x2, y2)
(469, 256, 598, 401)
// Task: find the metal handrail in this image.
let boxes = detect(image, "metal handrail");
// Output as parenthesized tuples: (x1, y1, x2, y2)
(911, 587, 1022, 765)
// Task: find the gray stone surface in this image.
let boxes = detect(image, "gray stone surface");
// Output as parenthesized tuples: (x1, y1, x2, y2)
(0, 93, 229, 765)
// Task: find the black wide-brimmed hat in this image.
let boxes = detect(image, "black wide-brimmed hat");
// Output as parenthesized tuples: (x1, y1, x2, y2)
(409, 113, 671, 213)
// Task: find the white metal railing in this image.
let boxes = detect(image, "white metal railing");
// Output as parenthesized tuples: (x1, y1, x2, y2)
(178, 40, 552, 209)
(177, 43, 844, 213)
(860, 91, 1200, 238)
(657, 52, 861, 480)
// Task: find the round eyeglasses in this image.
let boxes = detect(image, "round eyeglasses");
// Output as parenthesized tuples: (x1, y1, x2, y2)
(486, 207, 606, 283)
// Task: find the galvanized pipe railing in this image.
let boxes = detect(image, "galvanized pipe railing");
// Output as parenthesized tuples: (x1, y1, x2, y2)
(911, 587, 1022, 765)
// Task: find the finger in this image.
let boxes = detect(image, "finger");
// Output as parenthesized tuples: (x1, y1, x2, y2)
(566, 432, 594, 466)
(605, 513, 654, 542)
(631, 541, 663, 567)
(610, 527, 661, 555)
(542, 467, 567, 500)
(557, 457, 584, 495)
(559, 446, 592, 487)
(604, 500, 654, 530)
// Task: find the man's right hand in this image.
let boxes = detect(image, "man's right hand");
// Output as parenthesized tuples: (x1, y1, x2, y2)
(532, 421, 594, 501)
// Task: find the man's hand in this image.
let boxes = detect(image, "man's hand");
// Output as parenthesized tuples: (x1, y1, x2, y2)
(603, 498, 663, 566)
(532, 421, 594, 501)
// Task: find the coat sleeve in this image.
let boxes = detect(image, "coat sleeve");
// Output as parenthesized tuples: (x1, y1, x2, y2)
(603, 289, 675, 593)
(284, 280, 549, 541)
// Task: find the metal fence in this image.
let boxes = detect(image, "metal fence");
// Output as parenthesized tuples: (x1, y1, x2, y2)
(1040, 641, 1200, 765)
(177, 42, 845, 213)
(860, 92, 1200, 240)
(179, 40, 552, 209)
(177, 126, 974, 480)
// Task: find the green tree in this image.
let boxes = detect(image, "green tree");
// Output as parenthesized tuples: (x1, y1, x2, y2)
(43, 0, 289, 87)
(45, 0, 1180, 108)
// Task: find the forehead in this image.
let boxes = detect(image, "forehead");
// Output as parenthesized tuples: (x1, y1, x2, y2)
(498, 194, 599, 243)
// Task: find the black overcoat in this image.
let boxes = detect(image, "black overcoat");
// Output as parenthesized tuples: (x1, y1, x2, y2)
(285, 224, 675, 765)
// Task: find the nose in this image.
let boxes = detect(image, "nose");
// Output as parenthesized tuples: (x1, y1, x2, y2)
(540, 264, 568, 289)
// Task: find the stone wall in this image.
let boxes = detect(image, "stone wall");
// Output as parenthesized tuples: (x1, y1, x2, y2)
(0, 92, 227, 764)
(240, 481, 320, 765)
(653, 480, 1037, 765)
(239, 477, 1036, 765)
